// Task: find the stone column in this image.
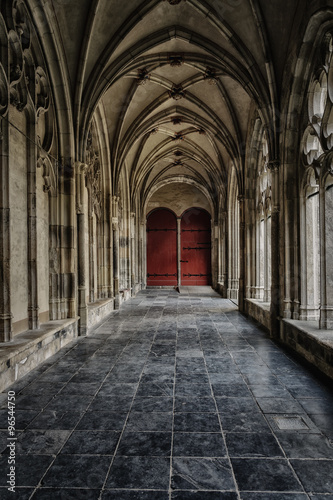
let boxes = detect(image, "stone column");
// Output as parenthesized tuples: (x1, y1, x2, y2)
(268, 160, 281, 337)
(76, 162, 88, 335)
(27, 139, 40, 330)
(212, 221, 218, 289)
(112, 196, 120, 308)
(0, 119, 12, 341)
(177, 217, 181, 287)
(221, 211, 228, 297)
(59, 158, 76, 319)
(238, 195, 245, 311)
(319, 174, 333, 329)
(130, 212, 136, 295)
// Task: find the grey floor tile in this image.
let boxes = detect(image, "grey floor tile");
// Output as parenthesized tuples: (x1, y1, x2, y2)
(276, 432, 333, 458)
(172, 493, 238, 500)
(116, 431, 172, 456)
(225, 432, 283, 458)
(174, 412, 220, 432)
(15, 429, 71, 454)
(106, 456, 170, 489)
(0, 488, 33, 500)
(60, 430, 120, 455)
(231, 458, 303, 492)
(173, 432, 226, 457)
(102, 492, 169, 500)
(76, 411, 127, 431)
(171, 457, 236, 491)
(220, 412, 271, 433)
(32, 489, 101, 499)
(0, 454, 54, 487)
(290, 459, 333, 493)
(125, 411, 173, 431)
(42, 455, 111, 488)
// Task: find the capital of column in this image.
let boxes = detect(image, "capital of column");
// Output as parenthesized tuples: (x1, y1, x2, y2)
(75, 161, 88, 175)
(237, 194, 245, 203)
(268, 159, 280, 172)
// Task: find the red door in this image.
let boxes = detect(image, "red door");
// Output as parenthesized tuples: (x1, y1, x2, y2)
(147, 208, 177, 286)
(181, 208, 212, 285)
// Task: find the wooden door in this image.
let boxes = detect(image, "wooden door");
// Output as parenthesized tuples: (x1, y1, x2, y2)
(181, 208, 211, 285)
(146, 208, 177, 286)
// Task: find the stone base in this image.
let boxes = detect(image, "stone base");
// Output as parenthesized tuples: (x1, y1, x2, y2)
(0, 319, 78, 392)
(280, 319, 333, 380)
(244, 298, 271, 332)
(87, 298, 115, 331)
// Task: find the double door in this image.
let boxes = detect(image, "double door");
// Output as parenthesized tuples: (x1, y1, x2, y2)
(146, 207, 211, 287)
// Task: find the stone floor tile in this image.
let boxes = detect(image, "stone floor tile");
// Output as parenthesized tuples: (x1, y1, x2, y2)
(173, 432, 226, 457)
(0, 488, 34, 499)
(290, 459, 333, 493)
(76, 411, 127, 431)
(172, 492, 238, 499)
(174, 396, 217, 413)
(174, 412, 220, 433)
(60, 430, 120, 455)
(225, 432, 283, 458)
(0, 455, 54, 487)
(102, 491, 169, 500)
(125, 411, 173, 431)
(276, 432, 333, 458)
(231, 458, 303, 492)
(116, 431, 172, 456)
(171, 457, 236, 491)
(15, 429, 71, 455)
(42, 455, 111, 489)
(31, 489, 101, 499)
(106, 456, 170, 489)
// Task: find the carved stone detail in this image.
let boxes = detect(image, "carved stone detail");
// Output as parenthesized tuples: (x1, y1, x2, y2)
(86, 131, 102, 219)
(169, 84, 186, 100)
(136, 68, 150, 85)
(167, 53, 184, 66)
(204, 67, 218, 85)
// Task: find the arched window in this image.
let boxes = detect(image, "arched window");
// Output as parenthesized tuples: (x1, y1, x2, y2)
(300, 32, 333, 328)
(255, 134, 271, 303)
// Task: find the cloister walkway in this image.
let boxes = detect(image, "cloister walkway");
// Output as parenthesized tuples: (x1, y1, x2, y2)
(1, 287, 333, 499)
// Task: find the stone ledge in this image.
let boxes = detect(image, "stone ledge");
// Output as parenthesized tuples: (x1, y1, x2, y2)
(281, 319, 333, 380)
(244, 298, 271, 332)
(0, 318, 78, 392)
(87, 298, 114, 330)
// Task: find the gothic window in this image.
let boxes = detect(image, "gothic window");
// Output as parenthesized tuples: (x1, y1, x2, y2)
(300, 32, 333, 328)
(255, 134, 271, 302)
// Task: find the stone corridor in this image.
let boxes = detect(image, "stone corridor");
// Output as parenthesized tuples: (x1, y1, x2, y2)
(1, 287, 333, 499)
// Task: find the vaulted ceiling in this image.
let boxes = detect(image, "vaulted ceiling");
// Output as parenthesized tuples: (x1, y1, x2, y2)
(47, 0, 304, 207)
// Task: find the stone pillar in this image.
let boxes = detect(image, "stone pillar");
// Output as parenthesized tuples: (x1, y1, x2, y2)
(221, 211, 228, 297)
(268, 160, 281, 337)
(27, 139, 40, 330)
(59, 158, 76, 319)
(130, 212, 136, 295)
(319, 176, 333, 329)
(76, 162, 88, 335)
(112, 196, 120, 308)
(212, 222, 218, 289)
(0, 119, 12, 341)
(238, 195, 245, 311)
(177, 217, 181, 287)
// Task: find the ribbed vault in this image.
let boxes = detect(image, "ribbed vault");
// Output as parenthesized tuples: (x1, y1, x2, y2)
(39, 0, 303, 219)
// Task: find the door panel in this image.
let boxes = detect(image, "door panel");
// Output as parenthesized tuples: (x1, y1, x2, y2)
(181, 208, 211, 285)
(147, 209, 177, 286)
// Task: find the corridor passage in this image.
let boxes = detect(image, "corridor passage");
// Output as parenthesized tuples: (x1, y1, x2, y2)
(1, 288, 333, 499)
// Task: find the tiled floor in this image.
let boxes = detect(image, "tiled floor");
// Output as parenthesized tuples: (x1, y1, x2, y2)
(1, 287, 333, 499)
